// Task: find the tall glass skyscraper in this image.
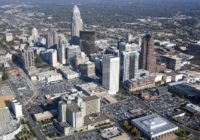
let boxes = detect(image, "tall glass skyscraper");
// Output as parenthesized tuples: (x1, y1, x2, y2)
(71, 5, 83, 38)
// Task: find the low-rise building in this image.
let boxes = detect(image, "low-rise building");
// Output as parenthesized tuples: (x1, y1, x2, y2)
(184, 103, 200, 115)
(0, 107, 23, 140)
(131, 114, 178, 140)
(76, 82, 107, 96)
(34, 111, 54, 122)
(31, 70, 63, 83)
(100, 126, 130, 140)
(124, 75, 155, 92)
(161, 55, 182, 70)
(58, 66, 79, 80)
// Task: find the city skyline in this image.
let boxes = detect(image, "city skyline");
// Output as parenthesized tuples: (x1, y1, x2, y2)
(0, 1, 200, 140)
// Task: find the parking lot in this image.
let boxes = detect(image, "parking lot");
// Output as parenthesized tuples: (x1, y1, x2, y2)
(9, 76, 34, 105)
(174, 113, 200, 131)
(57, 131, 103, 140)
(102, 96, 151, 122)
(143, 94, 187, 116)
(36, 78, 86, 96)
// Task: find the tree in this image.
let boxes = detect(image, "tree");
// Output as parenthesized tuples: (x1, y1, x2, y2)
(135, 131, 141, 137)
(123, 120, 129, 128)
(127, 125, 132, 130)
(131, 127, 137, 135)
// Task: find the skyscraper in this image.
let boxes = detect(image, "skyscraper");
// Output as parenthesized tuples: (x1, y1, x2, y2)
(47, 29, 58, 49)
(71, 5, 83, 44)
(22, 47, 35, 69)
(47, 49, 58, 67)
(58, 36, 68, 65)
(102, 55, 120, 95)
(80, 31, 96, 55)
(139, 34, 157, 73)
(66, 45, 81, 67)
(31, 27, 39, 41)
(121, 51, 139, 82)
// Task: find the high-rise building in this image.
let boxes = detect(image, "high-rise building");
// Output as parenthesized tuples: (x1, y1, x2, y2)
(58, 36, 68, 65)
(47, 29, 58, 49)
(11, 99, 23, 118)
(74, 52, 89, 69)
(139, 34, 157, 73)
(102, 55, 120, 95)
(22, 47, 35, 69)
(161, 55, 182, 70)
(121, 51, 139, 82)
(79, 61, 96, 78)
(5, 33, 13, 42)
(58, 101, 67, 122)
(80, 31, 96, 55)
(66, 45, 81, 67)
(71, 5, 83, 38)
(80, 95, 100, 116)
(47, 49, 58, 67)
(32, 27, 39, 41)
(66, 104, 83, 128)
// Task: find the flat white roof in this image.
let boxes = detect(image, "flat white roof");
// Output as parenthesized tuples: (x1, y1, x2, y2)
(132, 114, 178, 138)
(185, 103, 200, 113)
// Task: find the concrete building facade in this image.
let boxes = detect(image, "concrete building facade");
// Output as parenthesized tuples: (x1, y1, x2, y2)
(102, 55, 120, 95)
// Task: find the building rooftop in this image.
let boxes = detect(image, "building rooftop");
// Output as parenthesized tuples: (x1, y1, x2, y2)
(101, 127, 123, 139)
(77, 82, 107, 96)
(58, 66, 78, 75)
(68, 104, 81, 113)
(0, 107, 19, 136)
(82, 95, 99, 102)
(163, 55, 181, 61)
(84, 113, 109, 125)
(131, 114, 178, 138)
(185, 103, 200, 114)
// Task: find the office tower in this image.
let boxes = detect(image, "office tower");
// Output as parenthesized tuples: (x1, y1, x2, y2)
(48, 49, 58, 67)
(65, 104, 83, 128)
(66, 45, 81, 67)
(32, 27, 39, 41)
(71, 5, 83, 38)
(102, 55, 120, 95)
(5, 33, 13, 42)
(74, 52, 89, 69)
(80, 31, 96, 55)
(58, 36, 68, 64)
(139, 34, 157, 73)
(161, 55, 182, 70)
(58, 101, 67, 122)
(80, 95, 100, 116)
(11, 99, 23, 118)
(126, 33, 133, 42)
(79, 61, 96, 78)
(121, 51, 139, 82)
(47, 29, 58, 49)
(118, 42, 140, 53)
(22, 47, 35, 69)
